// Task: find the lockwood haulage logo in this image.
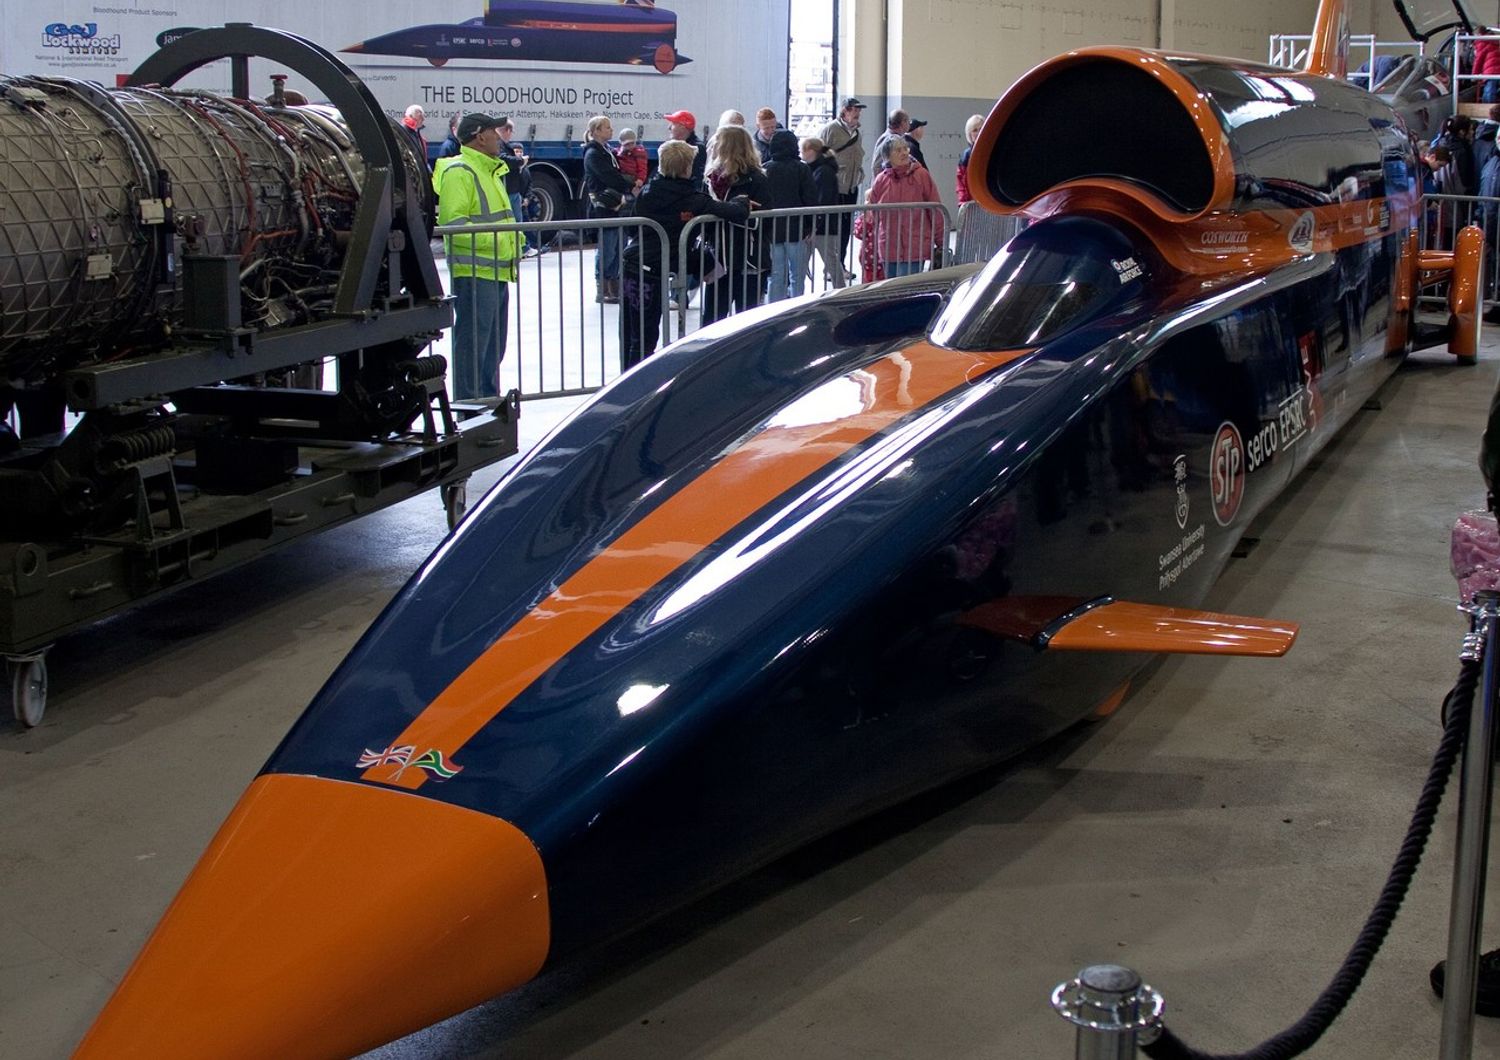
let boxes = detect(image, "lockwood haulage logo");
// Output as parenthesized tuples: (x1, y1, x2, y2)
(43, 22, 122, 54)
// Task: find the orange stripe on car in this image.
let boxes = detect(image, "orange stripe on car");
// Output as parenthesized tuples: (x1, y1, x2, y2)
(364, 341, 1032, 790)
(512, 20, 677, 33)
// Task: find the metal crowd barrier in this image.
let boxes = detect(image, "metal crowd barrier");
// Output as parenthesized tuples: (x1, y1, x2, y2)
(1452, 34, 1500, 117)
(434, 198, 1032, 401)
(432, 215, 671, 400)
(1418, 193, 1500, 308)
(673, 201, 954, 336)
(952, 202, 1028, 265)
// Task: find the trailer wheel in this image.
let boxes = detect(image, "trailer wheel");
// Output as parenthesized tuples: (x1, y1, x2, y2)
(441, 479, 468, 531)
(528, 170, 570, 226)
(10, 656, 47, 728)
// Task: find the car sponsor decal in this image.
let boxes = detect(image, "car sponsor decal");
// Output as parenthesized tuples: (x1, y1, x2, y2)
(1210, 421, 1245, 527)
(1288, 211, 1316, 253)
(1159, 522, 1206, 591)
(1173, 453, 1189, 529)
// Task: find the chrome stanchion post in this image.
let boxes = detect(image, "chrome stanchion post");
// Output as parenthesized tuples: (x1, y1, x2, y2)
(1439, 590, 1499, 1060)
(1051, 964, 1164, 1060)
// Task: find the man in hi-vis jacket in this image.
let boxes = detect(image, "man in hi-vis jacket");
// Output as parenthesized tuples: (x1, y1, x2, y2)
(435, 113, 520, 400)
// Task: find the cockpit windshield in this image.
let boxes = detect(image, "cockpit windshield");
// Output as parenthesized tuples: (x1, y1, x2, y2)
(931, 217, 1147, 351)
(1393, 0, 1474, 42)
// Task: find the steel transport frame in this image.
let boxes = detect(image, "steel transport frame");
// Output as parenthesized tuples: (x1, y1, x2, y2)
(0, 26, 524, 726)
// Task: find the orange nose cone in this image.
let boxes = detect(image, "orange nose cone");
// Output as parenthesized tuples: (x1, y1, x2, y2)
(75, 774, 550, 1058)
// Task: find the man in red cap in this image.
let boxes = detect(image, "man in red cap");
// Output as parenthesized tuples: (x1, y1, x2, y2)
(662, 109, 706, 187)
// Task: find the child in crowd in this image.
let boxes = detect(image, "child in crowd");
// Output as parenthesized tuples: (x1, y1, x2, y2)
(615, 128, 650, 187)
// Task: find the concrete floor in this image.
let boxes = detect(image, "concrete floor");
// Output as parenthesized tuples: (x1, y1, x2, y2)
(4, 337, 1500, 1058)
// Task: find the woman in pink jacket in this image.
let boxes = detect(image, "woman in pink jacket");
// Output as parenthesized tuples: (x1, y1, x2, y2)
(858, 137, 942, 278)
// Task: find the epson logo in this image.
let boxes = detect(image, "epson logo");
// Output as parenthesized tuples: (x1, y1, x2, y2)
(1200, 231, 1249, 247)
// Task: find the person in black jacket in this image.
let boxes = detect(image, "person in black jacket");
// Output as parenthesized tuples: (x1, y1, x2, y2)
(498, 117, 537, 255)
(702, 125, 771, 324)
(620, 140, 750, 366)
(904, 118, 929, 170)
(437, 115, 461, 160)
(752, 107, 781, 165)
(583, 114, 641, 303)
(762, 129, 817, 301)
(801, 136, 848, 288)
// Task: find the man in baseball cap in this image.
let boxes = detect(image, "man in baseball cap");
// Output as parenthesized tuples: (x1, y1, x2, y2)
(661, 109, 705, 186)
(433, 112, 519, 399)
(820, 97, 868, 260)
(456, 112, 503, 143)
(905, 117, 929, 170)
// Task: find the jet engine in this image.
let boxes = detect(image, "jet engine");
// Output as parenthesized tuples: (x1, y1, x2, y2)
(0, 25, 518, 727)
(0, 78, 432, 381)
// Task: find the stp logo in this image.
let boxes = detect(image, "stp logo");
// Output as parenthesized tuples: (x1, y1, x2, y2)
(1211, 421, 1245, 526)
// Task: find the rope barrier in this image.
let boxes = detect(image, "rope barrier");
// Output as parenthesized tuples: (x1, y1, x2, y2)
(1137, 659, 1481, 1060)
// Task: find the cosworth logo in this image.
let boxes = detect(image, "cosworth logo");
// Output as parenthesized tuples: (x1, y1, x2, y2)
(1200, 230, 1249, 248)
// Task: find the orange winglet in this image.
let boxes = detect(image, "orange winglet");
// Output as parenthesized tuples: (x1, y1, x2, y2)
(1045, 600, 1298, 656)
(959, 596, 1297, 656)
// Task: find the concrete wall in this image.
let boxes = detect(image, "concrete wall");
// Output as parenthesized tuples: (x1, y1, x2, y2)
(837, 0, 1424, 211)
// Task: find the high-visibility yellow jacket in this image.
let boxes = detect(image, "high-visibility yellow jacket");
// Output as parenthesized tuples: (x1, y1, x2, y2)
(435, 144, 519, 281)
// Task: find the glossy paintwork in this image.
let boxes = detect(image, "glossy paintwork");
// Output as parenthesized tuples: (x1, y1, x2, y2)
(1449, 224, 1485, 359)
(958, 596, 1299, 655)
(81, 6, 1449, 1053)
(76, 775, 549, 1058)
(971, 43, 1421, 279)
(263, 203, 1404, 961)
(1045, 601, 1299, 655)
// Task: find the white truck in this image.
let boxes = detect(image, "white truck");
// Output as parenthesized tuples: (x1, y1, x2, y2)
(3, 0, 791, 219)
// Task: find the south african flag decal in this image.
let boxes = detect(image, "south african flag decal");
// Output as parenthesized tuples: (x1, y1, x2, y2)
(408, 748, 463, 781)
(355, 745, 463, 782)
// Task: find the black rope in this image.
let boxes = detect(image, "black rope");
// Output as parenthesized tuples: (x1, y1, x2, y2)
(1142, 659, 1482, 1060)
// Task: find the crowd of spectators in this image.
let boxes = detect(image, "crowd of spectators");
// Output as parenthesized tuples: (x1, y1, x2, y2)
(426, 94, 985, 375)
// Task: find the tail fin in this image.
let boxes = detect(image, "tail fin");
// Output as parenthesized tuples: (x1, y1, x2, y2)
(1305, 0, 1351, 78)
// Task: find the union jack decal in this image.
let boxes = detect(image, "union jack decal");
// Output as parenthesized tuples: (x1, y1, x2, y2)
(357, 744, 415, 769)
(357, 743, 463, 782)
